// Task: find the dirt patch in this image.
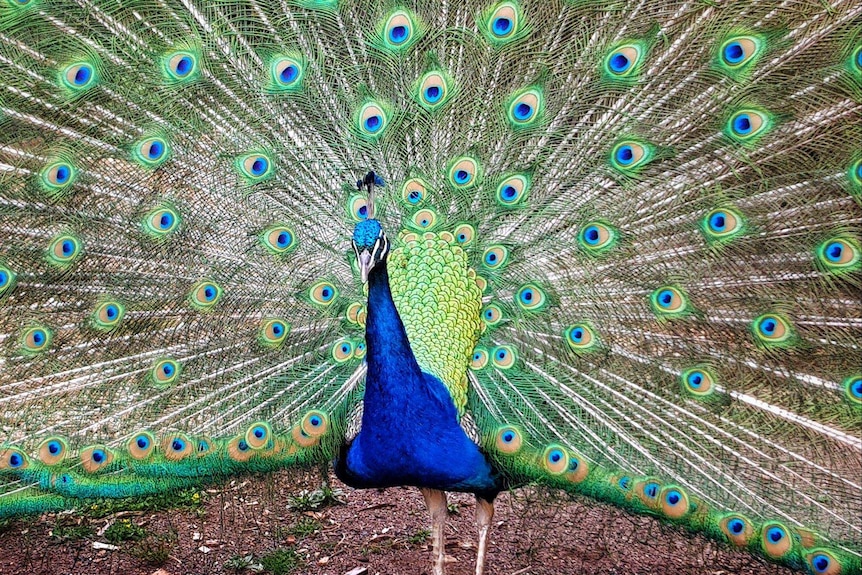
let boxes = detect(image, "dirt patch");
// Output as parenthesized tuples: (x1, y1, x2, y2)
(0, 469, 794, 574)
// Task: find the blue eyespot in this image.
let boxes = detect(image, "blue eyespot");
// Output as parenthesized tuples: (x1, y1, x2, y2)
(48, 441, 62, 455)
(519, 289, 534, 304)
(458, 234, 467, 242)
(733, 114, 752, 135)
(92, 449, 105, 463)
(158, 212, 174, 230)
(767, 526, 784, 543)
(644, 482, 659, 498)
(104, 304, 118, 320)
(32, 329, 45, 345)
(656, 289, 674, 308)
(310, 415, 322, 427)
(513, 102, 533, 121)
(204, 286, 216, 301)
(389, 25, 407, 44)
(276, 231, 292, 248)
(583, 226, 600, 245)
(73, 65, 92, 86)
(136, 436, 150, 449)
(238, 439, 249, 452)
(454, 170, 471, 185)
(252, 426, 266, 439)
(321, 287, 333, 301)
(0, 271, 7, 286)
(161, 363, 175, 377)
(251, 157, 268, 176)
(760, 319, 776, 336)
(811, 554, 831, 573)
(502, 431, 515, 443)
(615, 145, 634, 165)
(172, 438, 186, 452)
(485, 252, 498, 265)
(271, 322, 284, 336)
(824, 241, 844, 262)
(851, 378, 862, 399)
(723, 41, 744, 64)
(493, 17, 512, 36)
(665, 490, 681, 505)
(610, 53, 630, 73)
(547, 448, 563, 463)
(424, 86, 441, 103)
(175, 56, 192, 77)
(728, 518, 745, 534)
(408, 190, 422, 203)
(709, 212, 727, 232)
(147, 140, 164, 160)
(496, 349, 507, 360)
(280, 65, 298, 83)
(9, 453, 23, 468)
(618, 476, 631, 490)
(500, 185, 516, 200)
(364, 115, 382, 132)
(54, 165, 70, 183)
(687, 371, 704, 388)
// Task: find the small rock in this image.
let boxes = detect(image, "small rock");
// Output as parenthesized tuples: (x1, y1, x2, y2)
(198, 545, 211, 554)
(318, 556, 330, 565)
(344, 568, 368, 575)
(92, 542, 119, 551)
(192, 532, 202, 541)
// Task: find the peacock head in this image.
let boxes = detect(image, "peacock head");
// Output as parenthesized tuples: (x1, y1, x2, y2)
(352, 219, 390, 283)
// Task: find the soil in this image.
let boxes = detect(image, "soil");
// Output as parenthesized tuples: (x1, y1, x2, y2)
(0, 469, 794, 575)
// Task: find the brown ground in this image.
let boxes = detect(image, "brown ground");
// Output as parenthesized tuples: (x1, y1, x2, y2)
(0, 469, 794, 575)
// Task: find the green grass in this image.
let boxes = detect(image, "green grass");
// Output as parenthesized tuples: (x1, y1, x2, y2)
(260, 548, 304, 575)
(83, 488, 203, 518)
(104, 518, 146, 543)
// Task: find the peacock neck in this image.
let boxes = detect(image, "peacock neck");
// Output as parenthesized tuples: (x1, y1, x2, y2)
(364, 259, 425, 398)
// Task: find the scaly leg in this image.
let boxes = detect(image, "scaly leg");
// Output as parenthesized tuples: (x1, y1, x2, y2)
(420, 487, 448, 575)
(475, 496, 495, 575)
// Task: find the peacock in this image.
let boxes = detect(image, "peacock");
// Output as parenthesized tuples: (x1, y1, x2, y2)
(0, 0, 860, 574)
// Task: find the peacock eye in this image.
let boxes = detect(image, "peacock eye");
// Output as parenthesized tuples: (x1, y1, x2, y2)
(482, 2, 523, 44)
(357, 101, 389, 139)
(506, 87, 543, 128)
(491, 345, 517, 369)
(448, 157, 481, 188)
(401, 178, 428, 205)
(482, 246, 509, 270)
(495, 174, 530, 206)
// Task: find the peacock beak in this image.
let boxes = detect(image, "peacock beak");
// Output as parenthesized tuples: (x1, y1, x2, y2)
(358, 249, 373, 283)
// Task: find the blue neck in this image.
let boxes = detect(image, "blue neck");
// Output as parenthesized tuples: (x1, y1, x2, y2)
(364, 260, 426, 404)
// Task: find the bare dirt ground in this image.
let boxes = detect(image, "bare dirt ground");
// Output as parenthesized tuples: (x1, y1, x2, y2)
(0, 469, 794, 575)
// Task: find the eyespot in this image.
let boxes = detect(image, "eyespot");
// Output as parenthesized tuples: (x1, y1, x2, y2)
(604, 43, 644, 78)
(635, 479, 662, 506)
(332, 338, 354, 363)
(41, 161, 76, 191)
(496, 174, 530, 206)
(617, 476, 632, 491)
(816, 237, 860, 272)
(453, 223, 476, 247)
(61, 62, 96, 90)
(851, 158, 862, 188)
(346, 302, 366, 325)
(409, 208, 439, 231)
(401, 178, 429, 206)
(162, 433, 194, 461)
(506, 87, 543, 128)
(133, 136, 170, 167)
(566, 453, 589, 484)
(660, 486, 690, 519)
(347, 194, 372, 222)
(482, 246, 509, 271)
(237, 153, 273, 182)
(491, 345, 517, 369)
(310, 281, 338, 307)
(681, 367, 716, 397)
(382, 10, 418, 50)
(470, 347, 489, 370)
(260, 318, 289, 346)
(22, 325, 52, 353)
(151, 358, 181, 386)
(142, 206, 180, 239)
(564, 323, 598, 352)
(80, 445, 113, 473)
(47, 234, 81, 266)
(719, 515, 754, 546)
(261, 226, 296, 255)
(196, 436, 215, 456)
(93, 300, 124, 329)
(301, 410, 329, 438)
(482, 303, 503, 327)
(354, 340, 366, 359)
(610, 141, 653, 173)
(650, 286, 688, 316)
(0, 448, 28, 471)
(417, 72, 450, 110)
(448, 157, 481, 188)
(578, 222, 617, 254)
(245, 422, 272, 450)
(515, 283, 547, 311)
(270, 56, 304, 90)
(190, 281, 223, 310)
(761, 522, 793, 559)
(495, 426, 522, 454)
(726, 109, 771, 142)
(0, 264, 15, 297)
(164, 51, 198, 81)
(845, 376, 862, 405)
(357, 101, 388, 139)
(805, 550, 843, 575)
(127, 432, 155, 460)
(228, 436, 255, 462)
(719, 36, 761, 69)
(752, 314, 793, 346)
(38, 437, 68, 466)
(482, 2, 523, 44)
(702, 207, 744, 242)
(542, 445, 569, 475)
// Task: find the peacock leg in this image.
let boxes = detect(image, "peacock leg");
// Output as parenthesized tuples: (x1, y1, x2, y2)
(474, 496, 494, 575)
(420, 487, 449, 575)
